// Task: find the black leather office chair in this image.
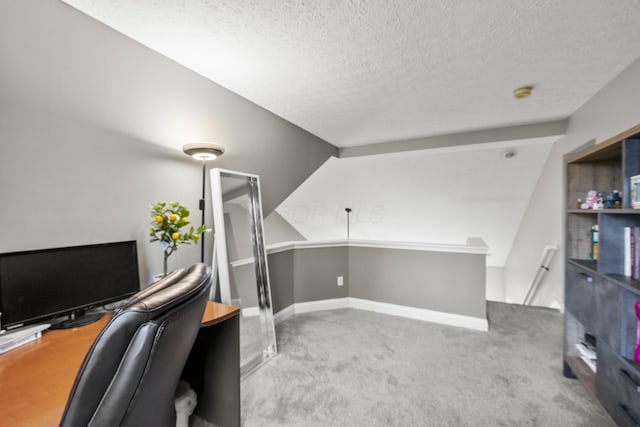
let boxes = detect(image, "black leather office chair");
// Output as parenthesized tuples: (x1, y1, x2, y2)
(59, 263, 211, 427)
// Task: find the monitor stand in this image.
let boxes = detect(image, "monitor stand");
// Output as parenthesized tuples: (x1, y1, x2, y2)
(49, 310, 105, 330)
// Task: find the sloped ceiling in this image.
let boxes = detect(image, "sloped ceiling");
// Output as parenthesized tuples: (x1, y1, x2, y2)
(276, 140, 555, 266)
(60, 0, 640, 147)
(55, 1, 639, 264)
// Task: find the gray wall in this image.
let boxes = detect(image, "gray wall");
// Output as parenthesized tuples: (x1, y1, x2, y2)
(224, 204, 258, 307)
(293, 248, 349, 303)
(349, 247, 486, 318)
(0, 0, 336, 284)
(267, 251, 295, 313)
(229, 264, 259, 308)
(224, 205, 254, 261)
(504, 57, 640, 307)
(268, 246, 486, 319)
(268, 248, 349, 313)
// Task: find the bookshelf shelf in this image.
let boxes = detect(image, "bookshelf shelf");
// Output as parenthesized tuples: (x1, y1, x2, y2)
(568, 209, 640, 215)
(564, 126, 640, 426)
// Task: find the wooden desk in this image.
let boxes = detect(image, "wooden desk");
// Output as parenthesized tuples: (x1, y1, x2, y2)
(0, 301, 240, 427)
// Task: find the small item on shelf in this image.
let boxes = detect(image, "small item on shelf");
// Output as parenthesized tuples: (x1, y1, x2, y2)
(631, 175, 640, 209)
(580, 190, 601, 210)
(575, 342, 596, 360)
(635, 302, 640, 363)
(575, 199, 582, 209)
(602, 190, 621, 209)
(584, 333, 597, 348)
(576, 336, 597, 373)
(590, 225, 599, 262)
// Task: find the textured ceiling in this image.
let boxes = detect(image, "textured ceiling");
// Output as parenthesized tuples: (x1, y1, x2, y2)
(60, 0, 640, 148)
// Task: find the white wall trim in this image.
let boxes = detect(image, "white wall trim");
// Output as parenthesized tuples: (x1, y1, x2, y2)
(273, 304, 296, 325)
(293, 297, 350, 313)
(348, 297, 488, 331)
(230, 258, 254, 268)
(266, 237, 489, 256)
(274, 297, 488, 331)
(241, 306, 260, 317)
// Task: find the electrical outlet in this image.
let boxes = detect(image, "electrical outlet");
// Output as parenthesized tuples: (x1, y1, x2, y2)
(337, 276, 344, 286)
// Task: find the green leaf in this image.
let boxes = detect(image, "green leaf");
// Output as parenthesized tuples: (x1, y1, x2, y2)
(150, 201, 210, 258)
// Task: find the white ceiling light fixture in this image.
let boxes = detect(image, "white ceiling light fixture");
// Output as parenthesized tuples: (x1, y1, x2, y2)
(182, 143, 225, 160)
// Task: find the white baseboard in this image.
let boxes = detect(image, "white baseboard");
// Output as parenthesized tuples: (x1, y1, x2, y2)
(273, 304, 295, 325)
(274, 297, 488, 331)
(294, 297, 350, 314)
(274, 298, 349, 325)
(241, 306, 260, 317)
(348, 297, 488, 331)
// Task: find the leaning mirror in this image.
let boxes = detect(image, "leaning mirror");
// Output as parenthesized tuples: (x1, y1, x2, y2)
(210, 168, 277, 378)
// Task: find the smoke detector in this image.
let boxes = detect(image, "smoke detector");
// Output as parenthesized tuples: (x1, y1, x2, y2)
(513, 86, 532, 99)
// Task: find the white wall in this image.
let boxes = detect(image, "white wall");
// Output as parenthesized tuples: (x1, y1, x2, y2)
(504, 57, 640, 306)
(486, 267, 506, 302)
(264, 212, 307, 245)
(276, 139, 555, 268)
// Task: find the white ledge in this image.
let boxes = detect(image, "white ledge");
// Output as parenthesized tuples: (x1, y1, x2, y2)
(230, 258, 254, 268)
(266, 237, 489, 256)
(230, 238, 489, 267)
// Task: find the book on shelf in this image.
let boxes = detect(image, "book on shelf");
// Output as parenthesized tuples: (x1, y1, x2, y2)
(631, 175, 640, 209)
(625, 227, 632, 277)
(623, 226, 640, 280)
(635, 228, 640, 280)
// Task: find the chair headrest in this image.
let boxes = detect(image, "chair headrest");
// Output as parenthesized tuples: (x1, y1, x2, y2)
(120, 267, 189, 310)
(125, 263, 211, 317)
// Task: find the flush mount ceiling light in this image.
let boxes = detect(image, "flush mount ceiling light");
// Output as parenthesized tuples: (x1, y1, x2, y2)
(182, 143, 225, 160)
(513, 86, 532, 99)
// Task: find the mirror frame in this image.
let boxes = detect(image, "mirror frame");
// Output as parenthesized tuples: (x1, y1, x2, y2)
(210, 168, 277, 377)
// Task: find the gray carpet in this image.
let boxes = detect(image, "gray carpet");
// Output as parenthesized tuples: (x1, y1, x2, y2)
(240, 302, 613, 427)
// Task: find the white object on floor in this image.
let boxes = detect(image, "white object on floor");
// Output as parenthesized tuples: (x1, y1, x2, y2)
(175, 380, 197, 427)
(575, 342, 597, 360)
(0, 323, 50, 354)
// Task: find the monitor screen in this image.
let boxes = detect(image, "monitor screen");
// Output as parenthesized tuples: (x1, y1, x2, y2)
(0, 240, 140, 330)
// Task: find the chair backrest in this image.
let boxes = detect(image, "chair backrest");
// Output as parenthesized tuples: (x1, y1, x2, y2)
(59, 263, 211, 427)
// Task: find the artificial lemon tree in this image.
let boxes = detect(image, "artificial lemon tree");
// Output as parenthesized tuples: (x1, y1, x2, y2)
(149, 202, 208, 276)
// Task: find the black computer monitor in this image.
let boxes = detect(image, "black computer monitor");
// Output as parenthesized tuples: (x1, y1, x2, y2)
(0, 240, 140, 331)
